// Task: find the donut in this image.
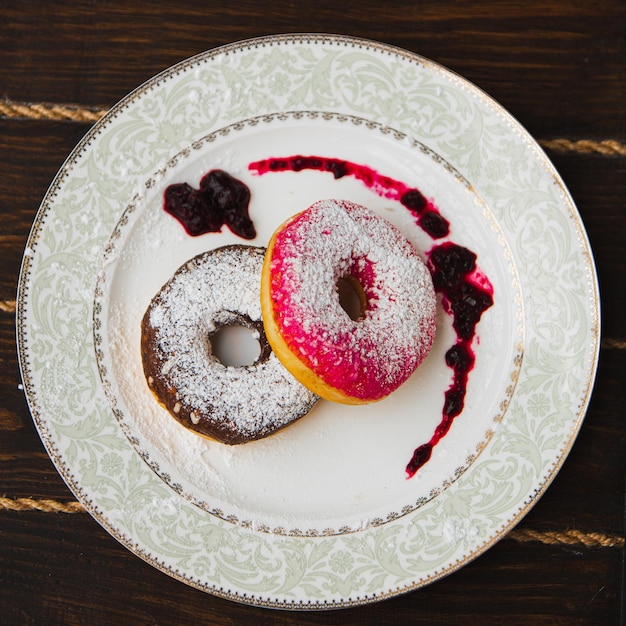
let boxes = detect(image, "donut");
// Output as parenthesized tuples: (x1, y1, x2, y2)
(260, 199, 437, 404)
(141, 245, 318, 444)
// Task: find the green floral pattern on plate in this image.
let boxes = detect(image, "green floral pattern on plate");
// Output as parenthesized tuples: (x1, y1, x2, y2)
(17, 34, 599, 608)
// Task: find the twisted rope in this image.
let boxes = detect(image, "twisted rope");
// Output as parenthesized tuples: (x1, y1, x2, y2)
(1, 99, 625, 157)
(0, 299, 16, 313)
(0, 99, 107, 123)
(539, 138, 626, 156)
(0, 496, 85, 514)
(509, 528, 624, 549)
(601, 338, 626, 350)
(0, 496, 623, 548)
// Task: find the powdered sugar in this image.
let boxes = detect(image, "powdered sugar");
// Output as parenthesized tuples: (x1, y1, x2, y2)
(143, 245, 318, 443)
(269, 200, 437, 400)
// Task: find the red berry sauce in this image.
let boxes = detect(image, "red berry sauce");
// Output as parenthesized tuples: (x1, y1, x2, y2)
(248, 155, 494, 478)
(249, 156, 450, 239)
(164, 169, 256, 239)
(405, 243, 493, 476)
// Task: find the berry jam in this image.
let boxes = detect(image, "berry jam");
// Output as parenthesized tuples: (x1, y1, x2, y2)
(249, 155, 494, 478)
(164, 170, 256, 239)
(249, 156, 450, 239)
(406, 243, 493, 476)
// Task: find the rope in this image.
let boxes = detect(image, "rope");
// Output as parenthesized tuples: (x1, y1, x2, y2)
(538, 138, 626, 157)
(509, 528, 624, 549)
(0, 300, 16, 313)
(0, 496, 623, 548)
(602, 338, 626, 350)
(0, 496, 85, 514)
(0, 99, 107, 123)
(1, 99, 625, 157)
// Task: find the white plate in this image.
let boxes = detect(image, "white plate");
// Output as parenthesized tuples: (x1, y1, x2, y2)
(94, 110, 522, 534)
(17, 35, 599, 608)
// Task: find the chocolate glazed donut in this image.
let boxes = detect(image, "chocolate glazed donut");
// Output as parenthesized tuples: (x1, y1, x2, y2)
(141, 245, 318, 444)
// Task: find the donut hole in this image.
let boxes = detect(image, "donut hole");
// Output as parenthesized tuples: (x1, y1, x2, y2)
(337, 275, 367, 321)
(210, 324, 262, 367)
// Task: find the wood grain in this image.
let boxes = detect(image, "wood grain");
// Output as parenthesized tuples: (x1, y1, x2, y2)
(0, 510, 621, 625)
(0, 0, 624, 623)
(0, 1, 624, 138)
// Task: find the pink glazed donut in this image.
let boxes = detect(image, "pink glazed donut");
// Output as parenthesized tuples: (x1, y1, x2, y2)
(260, 199, 437, 404)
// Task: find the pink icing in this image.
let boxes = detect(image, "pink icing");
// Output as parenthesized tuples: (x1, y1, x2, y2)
(269, 199, 437, 401)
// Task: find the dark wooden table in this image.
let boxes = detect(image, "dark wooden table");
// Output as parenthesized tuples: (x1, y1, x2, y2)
(1, 1, 624, 624)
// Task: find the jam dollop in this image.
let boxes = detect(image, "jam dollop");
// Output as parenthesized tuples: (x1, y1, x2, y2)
(249, 155, 494, 477)
(164, 169, 256, 239)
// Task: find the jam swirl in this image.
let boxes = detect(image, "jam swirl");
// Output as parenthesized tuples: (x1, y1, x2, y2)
(248, 155, 494, 477)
